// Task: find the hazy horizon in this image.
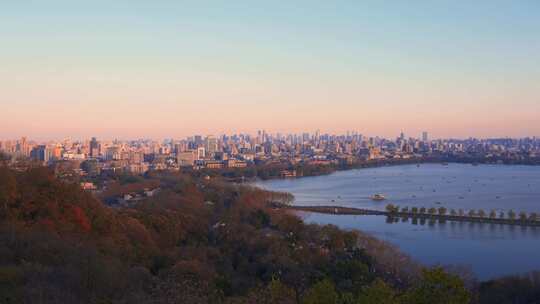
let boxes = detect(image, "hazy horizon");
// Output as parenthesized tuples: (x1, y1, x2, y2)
(1, 131, 539, 144)
(2, 1, 539, 140)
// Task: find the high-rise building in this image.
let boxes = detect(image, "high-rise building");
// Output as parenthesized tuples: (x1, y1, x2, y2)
(105, 146, 121, 161)
(52, 145, 63, 160)
(174, 141, 188, 154)
(422, 132, 429, 142)
(0, 140, 14, 155)
(205, 135, 218, 156)
(129, 151, 143, 164)
(90, 137, 100, 158)
(30, 145, 51, 162)
(196, 147, 206, 160)
(177, 151, 196, 166)
(17, 137, 30, 157)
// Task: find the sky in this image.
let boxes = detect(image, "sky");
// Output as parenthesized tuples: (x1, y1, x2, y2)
(1, 0, 539, 140)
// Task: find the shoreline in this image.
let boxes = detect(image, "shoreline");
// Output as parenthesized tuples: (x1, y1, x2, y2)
(230, 157, 540, 184)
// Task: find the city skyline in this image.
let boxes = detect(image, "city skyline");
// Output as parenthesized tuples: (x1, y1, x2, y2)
(2, 130, 540, 143)
(2, 1, 540, 139)
(3, 130, 538, 176)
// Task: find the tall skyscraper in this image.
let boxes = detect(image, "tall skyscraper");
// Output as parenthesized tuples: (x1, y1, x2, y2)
(422, 132, 429, 142)
(90, 137, 100, 158)
(17, 137, 30, 157)
(205, 135, 218, 156)
(30, 145, 51, 162)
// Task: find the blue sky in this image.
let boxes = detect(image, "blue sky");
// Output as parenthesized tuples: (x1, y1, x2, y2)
(1, 1, 539, 140)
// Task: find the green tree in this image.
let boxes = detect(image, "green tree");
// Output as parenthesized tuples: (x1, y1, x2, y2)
(450, 209, 457, 216)
(302, 279, 338, 304)
(428, 208, 437, 215)
(411, 207, 418, 214)
(438, 207, 447, 216)
(468, 210, 476, 217)
(519, 211, 528, 222)
(267, 278, 296, 304)
(477, 209, 486, 218)
(402, 268, 470, 304)
(0, 168, 17, 218)
(489, 210, 497, 219)
(508, 210, 516, 220)
(386, 204, 397, 214)
(338, 292, 356, 304)
(357, 278, 398, 304)
(419, 207, 426, 214)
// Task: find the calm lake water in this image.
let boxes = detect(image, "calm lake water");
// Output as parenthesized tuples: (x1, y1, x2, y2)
(257, 163, 540, 280)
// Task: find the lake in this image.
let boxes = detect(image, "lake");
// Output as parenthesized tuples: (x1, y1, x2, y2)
(257, 163, 540, 280)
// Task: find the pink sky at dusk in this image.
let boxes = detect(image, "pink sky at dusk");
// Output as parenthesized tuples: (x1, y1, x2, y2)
(1, 1, 539, 141)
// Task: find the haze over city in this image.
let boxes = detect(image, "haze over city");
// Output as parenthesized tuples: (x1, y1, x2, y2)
(2, 1, 540, 140)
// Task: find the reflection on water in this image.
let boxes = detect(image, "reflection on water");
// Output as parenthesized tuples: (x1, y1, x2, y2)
(302, 213, 540, 280)
(384, 215, 540, 239)
(258, 164, 540, 280)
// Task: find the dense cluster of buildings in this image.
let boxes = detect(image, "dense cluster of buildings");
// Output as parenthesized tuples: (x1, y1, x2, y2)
(1, 132, 539, 177)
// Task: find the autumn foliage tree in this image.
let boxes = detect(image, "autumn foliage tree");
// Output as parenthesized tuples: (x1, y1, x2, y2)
(0, 168, 479, 304)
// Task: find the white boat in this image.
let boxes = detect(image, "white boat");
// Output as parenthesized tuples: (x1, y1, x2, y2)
(371, 194, 386, 201)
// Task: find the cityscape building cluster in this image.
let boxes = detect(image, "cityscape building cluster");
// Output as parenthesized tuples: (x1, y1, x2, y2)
(1, 132, 539, 177)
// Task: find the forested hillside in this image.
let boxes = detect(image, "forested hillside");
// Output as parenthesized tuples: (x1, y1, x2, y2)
(0, 167, 536, 303)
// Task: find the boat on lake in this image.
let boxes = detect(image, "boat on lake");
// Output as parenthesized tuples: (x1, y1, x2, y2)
(371, 194, 386, 201)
